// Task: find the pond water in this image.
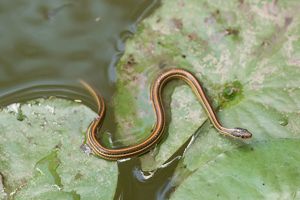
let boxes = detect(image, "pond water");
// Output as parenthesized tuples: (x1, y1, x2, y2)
(0, 0, 156, 103)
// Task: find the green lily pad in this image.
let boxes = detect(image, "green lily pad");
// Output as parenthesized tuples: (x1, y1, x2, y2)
(0, 99, 117, 199)
(110, 0, 300, 197)
(170, 139, 300, 200)
(112, 0, 300, 171)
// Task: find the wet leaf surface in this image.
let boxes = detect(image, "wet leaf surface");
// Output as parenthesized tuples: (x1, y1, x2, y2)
(0, 99, 117, 199)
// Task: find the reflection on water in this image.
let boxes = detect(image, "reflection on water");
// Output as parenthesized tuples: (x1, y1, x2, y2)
(0, 0, 157, 104)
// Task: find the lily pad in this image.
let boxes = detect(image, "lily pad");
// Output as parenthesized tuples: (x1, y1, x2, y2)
(0, 99, 117, 199)
(110, 0, 300, 198)
(113, 0, 300, 167)
(171, 139, 300, 200)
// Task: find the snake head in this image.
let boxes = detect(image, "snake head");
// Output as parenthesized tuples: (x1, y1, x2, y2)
(231, 128, 252, 139)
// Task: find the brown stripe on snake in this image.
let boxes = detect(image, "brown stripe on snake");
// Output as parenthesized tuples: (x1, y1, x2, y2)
(81, 68, 252, 160)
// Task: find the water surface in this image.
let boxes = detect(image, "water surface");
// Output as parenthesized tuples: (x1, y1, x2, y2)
(0, 0, 157, 105)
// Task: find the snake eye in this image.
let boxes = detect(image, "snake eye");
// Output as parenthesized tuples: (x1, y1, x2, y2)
(232, 128, 252, 138)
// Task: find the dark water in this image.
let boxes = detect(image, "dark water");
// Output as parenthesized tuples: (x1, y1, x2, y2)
(114, 137, 192, 200)
(0, 0, 157, 105)
(113, 122, 210, 200)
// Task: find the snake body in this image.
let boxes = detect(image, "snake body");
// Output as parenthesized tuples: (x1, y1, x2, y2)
(82, 68, 252, 160)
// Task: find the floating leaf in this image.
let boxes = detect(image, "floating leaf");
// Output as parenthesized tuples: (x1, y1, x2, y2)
(0, 99, 117, 199)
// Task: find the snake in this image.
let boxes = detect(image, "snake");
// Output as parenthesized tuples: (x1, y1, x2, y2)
(81, 68, 252, 160)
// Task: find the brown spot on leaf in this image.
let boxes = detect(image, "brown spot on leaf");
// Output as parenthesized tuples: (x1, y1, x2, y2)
(225, 27, 240, 36)
(178, 0, 185, 7)
(75, 172, 83, 180)
(212, 9, 220, 18)
(285, 17, 293, 27)
(132, 75, 138, 81)
(126, 54, 137, 68)
(188, 32, 198, 41)
(172, 18, 183, 30)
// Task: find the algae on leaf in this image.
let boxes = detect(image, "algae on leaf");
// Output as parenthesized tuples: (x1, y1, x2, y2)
(0, 99, 117, 199)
